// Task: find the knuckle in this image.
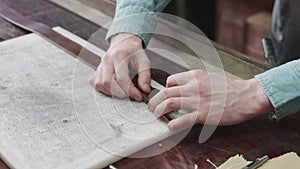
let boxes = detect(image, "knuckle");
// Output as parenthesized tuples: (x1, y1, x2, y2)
(106, 50, 120, 60)
(190, 70, 200, 78)
(194, 114, 202, 124)
(110, 49, 121, 57)
(94, 81, 103, 90)
(142, 71, 151, 78)
(194, 69, 206, 78)
(162, 89, 169, 99)
(196, 79, 202, 87)
(166, 98, 176, 108)
(104, 52, 111, 57)
(112, 48, 128, 58)
(103, 53, 112, 62)
(102, 80, 111, 88)
(166, 76, 173, 84)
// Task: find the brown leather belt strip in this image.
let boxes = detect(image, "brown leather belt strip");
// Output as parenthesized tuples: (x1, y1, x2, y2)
(0, 0, 173, 122)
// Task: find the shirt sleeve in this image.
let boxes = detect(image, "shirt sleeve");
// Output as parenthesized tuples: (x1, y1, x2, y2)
(255, 59, 300, 120)
(105, 0, 171, 47)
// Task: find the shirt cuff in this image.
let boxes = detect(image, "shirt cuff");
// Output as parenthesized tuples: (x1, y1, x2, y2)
(255, 59, 300, 121)
(106, 6, 157, 47)
(106, 24, 152, 48)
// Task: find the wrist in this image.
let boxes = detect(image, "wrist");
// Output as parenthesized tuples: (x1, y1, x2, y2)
(110, 33, 142, 47)
(246, 78, 274, 117)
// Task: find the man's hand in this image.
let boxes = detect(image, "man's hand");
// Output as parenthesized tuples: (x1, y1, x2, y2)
(90, 33, 151, 101)
(148, 70, 274, 130)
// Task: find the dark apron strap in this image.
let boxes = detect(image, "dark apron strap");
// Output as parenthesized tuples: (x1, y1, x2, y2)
(271, 0, 300, 64)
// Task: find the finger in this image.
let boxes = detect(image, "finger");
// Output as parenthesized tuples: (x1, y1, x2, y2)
(153, 97, 197, 117)
(90, 70, 111, 96)
(166, 71, 193, 87)
(91, 72, 127, 98)
(115, 61, 142, 101)
(168, 112, 199, 131)
(110, 75, 127, 98)
(101, 61, 126, 98)
(100, 59, 114, 92)
(89, 63, 102, 86)
(148, 86, 190, 112)
(138, 70, 151, 93)
(134, 52, 151, 93)
(89, 73, 96, 87)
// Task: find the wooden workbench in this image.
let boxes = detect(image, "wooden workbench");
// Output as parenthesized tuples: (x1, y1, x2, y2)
(0, 0, 299, 168)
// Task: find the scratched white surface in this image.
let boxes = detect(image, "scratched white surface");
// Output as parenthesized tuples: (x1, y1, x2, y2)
(0, 27, 172, 169)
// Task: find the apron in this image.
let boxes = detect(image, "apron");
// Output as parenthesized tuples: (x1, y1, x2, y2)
(271, 0, 300, 64)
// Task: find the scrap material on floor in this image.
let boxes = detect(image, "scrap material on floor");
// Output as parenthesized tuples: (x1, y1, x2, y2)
(218, 152, 300, 169)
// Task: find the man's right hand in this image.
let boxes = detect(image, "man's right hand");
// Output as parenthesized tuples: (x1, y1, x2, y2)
(90, 33, 151, 101)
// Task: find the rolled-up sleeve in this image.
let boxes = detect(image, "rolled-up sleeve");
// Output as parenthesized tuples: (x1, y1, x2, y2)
(106, 0, 171, 46)
(255, 59, 300, 120)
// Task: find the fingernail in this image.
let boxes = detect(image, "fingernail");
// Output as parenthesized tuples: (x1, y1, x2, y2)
(144, 84, 150, 93)
(154, 112, 160, 118)
(135, 93, 142, 101)
(135, 96, 142, 102)
(168, 120, 175, 130)
(149, 103, 155, 112)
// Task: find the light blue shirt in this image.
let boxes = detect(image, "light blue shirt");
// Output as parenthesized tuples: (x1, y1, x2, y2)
(106, 0, 300, 121)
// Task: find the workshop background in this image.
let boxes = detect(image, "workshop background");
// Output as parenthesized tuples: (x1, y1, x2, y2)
(166, 0, 275, 62)
(49, 0, 275, 61)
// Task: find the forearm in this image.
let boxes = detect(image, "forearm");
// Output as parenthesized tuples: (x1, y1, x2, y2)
(106, 0, 171, 46)
(255, 59, 300, 120)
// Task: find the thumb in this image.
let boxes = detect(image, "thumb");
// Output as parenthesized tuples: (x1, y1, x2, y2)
(168, 112, 199, 131)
